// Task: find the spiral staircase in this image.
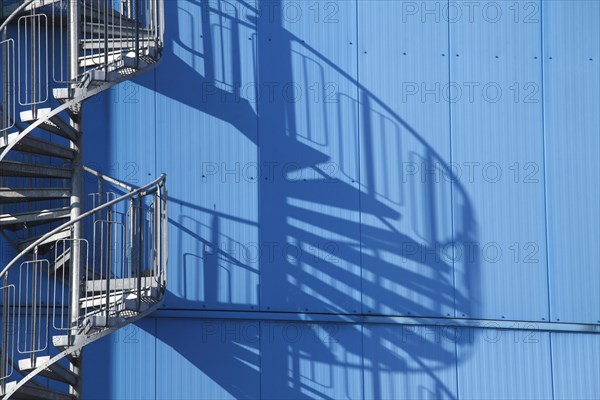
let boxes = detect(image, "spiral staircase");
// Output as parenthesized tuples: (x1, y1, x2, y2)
(0, 0, 167, 398)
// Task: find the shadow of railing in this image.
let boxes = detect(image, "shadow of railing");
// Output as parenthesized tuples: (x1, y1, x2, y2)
(122, 0, 480, 398)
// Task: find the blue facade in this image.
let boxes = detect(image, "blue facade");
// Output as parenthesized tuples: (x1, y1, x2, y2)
(80, 1, 600, 398)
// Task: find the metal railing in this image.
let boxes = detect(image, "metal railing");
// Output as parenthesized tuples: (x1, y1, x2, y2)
(0, 170, 167, 382)
(1, 0, 164, 93)
(0, 0, 165, 395)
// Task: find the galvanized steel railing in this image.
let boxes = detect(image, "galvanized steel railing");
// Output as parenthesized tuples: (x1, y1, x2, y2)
(0, 171, 167, 390)
(0, 0, 165, 398)
(0, 0, 165, 143)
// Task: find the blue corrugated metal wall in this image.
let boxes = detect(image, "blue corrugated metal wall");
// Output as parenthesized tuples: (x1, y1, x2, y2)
(80, 1, 600, 398)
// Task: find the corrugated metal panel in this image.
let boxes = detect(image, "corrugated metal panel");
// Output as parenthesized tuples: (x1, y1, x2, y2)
(73, 1, 600, 398)
(85, 70, 156, 192)
(363, 324, 457, 399)
(110, 319, 156, 399)
(260, 322, 362, 399)
(457, 327, 552, 399)
(543, 1, 600, 324)
(83, 89, 110, 200)
(82, 331, 112, 399)
(107, 72, 157, 185)
(156, 318, 260, 399)
(552, 332, 600, 399)
(82, 319, 155, 399)
(357, 0, 455, 318)
(155, 0, 259, 310)
(450, 1, 549, 321)
(257, 1, 362, 314)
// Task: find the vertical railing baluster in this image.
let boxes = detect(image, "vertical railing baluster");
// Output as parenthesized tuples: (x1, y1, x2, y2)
(136, 195, 142, 310)
(104, 0, 108, 75)
(2, 30, 7, 140)
(134, 0, 139, 66)
(30, 10, 37, 117)
(152, 190, 160, 282)
(105, 201, 112, 325)
(29, 250, 38, 366)
(1, 275, 9, 390)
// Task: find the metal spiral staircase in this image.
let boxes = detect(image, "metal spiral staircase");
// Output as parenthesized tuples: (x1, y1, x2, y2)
(0, 0, 166, 398)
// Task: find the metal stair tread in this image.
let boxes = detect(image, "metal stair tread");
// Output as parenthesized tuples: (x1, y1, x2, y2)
(17, 136, 75, 160)
(18, 357, 78, 386)
(0, 207, 70, 228)
(81, 36, 154, 50)
(86, 276, 156, 293)
(83, 23, 151, 37)
(0, 380, 77, 400)
(78, 49, 125, 67)
(79, 291, 127, 308)
(82, 3, 138, 27)
(20, 108, 78, 141)
(17, 228, 71, 252)
(80, 285, 159, 308)
(0, 187, 71, 204)
(0, 131, 70, 160)
(0, 160, 72, 178)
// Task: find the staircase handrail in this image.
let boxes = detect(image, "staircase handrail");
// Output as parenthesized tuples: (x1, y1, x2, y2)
(0, 171, 167, 280)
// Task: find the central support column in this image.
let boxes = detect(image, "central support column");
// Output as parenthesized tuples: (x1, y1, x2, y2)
(68, 0, 83, 397)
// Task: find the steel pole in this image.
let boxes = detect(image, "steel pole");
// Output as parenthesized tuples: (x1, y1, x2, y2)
(68, 0, 83, 397)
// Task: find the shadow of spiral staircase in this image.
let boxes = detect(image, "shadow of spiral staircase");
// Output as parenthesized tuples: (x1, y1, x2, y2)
(0, 0, 167, 398)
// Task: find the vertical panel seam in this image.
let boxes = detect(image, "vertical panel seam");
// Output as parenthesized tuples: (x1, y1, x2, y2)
(255, 0, 262, 313)
(454, 329, 460, 399)
(540, 3, 556, 398)
(448, 2, 460, 398)
(259, 321, 263, 399)
(360, 323, 366, 400)
(549, 332, 556, 400)
(447, 0, 457, 320)
(540, 0, 552, 324)
(356, 0, 363, 315)
(256, 4, 262, 396)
